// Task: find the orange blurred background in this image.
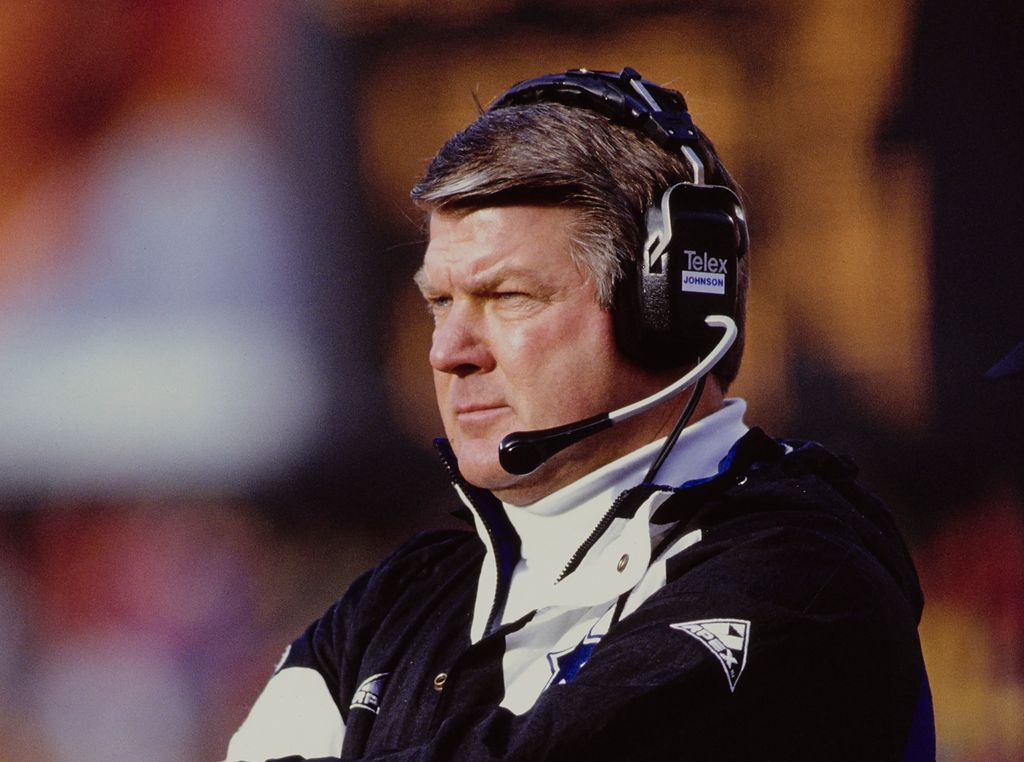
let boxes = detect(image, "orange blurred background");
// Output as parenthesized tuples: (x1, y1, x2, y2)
(0, 1, 1020, 759)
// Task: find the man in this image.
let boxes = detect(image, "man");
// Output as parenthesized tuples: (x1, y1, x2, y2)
(224, 68, 934, 761)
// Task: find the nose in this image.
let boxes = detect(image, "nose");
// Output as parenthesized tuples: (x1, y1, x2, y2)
(428, 303, 495, 377)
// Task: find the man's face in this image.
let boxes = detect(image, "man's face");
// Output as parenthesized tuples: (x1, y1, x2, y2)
(418, 205, 675, 505)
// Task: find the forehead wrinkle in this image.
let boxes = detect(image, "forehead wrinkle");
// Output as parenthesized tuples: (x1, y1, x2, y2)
(420, 205, 583, 296)
(461, 262, 541, 293)
(418, 251, 542, 295)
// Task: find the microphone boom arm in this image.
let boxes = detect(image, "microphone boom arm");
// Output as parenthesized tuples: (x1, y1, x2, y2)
(498, 315, 737, 475)
(609, 315, 736, 423)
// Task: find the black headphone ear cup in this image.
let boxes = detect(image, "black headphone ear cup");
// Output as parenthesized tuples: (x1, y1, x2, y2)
(613, 183, 747, 368)
(613, 206, 671, 367)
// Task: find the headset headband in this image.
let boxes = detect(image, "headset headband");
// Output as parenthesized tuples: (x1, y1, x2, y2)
(489, 67, 705, 183)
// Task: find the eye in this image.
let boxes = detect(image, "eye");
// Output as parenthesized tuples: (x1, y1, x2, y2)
(424, 294, 451, 315)
(494, 290, 536, 306)
(491, 289, 547, 314)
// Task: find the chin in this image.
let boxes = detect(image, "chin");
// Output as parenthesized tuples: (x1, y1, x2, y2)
(463, 468, 528, 500)
(450, 439, 515, 491)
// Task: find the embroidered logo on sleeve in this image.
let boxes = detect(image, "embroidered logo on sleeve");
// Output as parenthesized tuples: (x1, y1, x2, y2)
(671, 619, 751, 692)
(350, 672, 389, 714)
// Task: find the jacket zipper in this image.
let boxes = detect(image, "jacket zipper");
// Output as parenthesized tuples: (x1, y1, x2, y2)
(438, 454, 510, 637)
(557, 488, 640, 582)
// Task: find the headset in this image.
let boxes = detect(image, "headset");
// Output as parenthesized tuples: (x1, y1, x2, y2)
(488, 67, 749, 476)
(489, 66, 749, 369)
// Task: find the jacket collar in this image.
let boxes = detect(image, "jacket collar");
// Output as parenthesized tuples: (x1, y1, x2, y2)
(435, 423, 784, 537)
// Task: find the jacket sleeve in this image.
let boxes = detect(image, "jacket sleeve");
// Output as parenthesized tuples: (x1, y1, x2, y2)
(222, 665, 344, 761)
(244, 619, 932, 762)
(237, 523, 933, 762)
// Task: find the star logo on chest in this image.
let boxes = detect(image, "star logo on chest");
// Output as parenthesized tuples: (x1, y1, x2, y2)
(545, 630, 603, 688)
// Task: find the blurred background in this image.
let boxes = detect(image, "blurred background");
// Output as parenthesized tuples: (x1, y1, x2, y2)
(0, 0, 1021, 759)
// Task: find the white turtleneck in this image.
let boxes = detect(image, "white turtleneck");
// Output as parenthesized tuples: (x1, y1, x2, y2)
(499, 398, 748, 624)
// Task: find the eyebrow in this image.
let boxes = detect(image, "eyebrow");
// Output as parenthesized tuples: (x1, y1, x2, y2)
(413, 264, 543, 296)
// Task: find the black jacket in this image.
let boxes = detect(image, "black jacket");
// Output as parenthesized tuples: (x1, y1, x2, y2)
(228, 429, 935, 761)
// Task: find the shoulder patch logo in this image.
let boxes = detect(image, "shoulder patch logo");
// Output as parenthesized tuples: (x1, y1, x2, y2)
(671, 618, 751, 692)
(350, 672, 389, 714)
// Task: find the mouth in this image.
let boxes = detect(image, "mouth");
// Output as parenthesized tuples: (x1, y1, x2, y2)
(453, 403, 511, 426)
(454, 405, 505, 415)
